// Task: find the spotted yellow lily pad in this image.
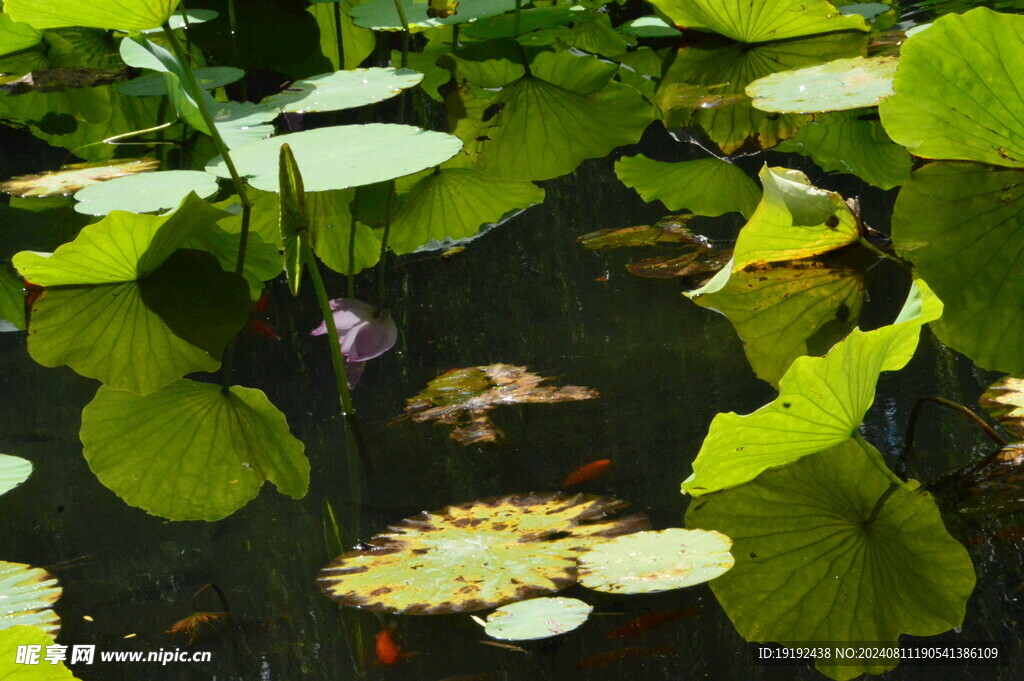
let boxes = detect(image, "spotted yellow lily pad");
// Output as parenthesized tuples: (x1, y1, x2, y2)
(1, 158, 159, 198)
(318, 493, 649, 614)
(578, 529, 734, 594)
(980, 376, 1024, 441)
(746, 57, 898, 114)
(0, 561, 61, 637)
(484, 597, 592, 640)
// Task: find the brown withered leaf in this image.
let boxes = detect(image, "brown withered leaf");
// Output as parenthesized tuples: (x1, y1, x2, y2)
(1, 157, 160, 198)
(929, 444, 1024, 516)
(0, 66, 129, 94)
(980, 376, 1024, 441)
(578, 215, 701, 250)
(627, 249, 732, 284)
(166, 611, 229, 643)
(397, 364, 599, 445)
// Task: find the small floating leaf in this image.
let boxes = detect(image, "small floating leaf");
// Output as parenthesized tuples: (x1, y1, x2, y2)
(615, 155, 760, 219)
(980, 377, 1024, 441)
(80, 379, 309, 521)
(73, 170, 219, 216)
(398, 364, 599, 445)
(0, 454, 32, 497)
(648, 0, 867, 44)
(484, 597, 592, 641)
(1, 158, 159, 198)
(578, 529, 734, 594)
(261, 68, 423, 113)
(746, 57, 898, 114)
(318, 493, 649, 614)
(6, 0, 181, 31)
(0, 561, 61, 636)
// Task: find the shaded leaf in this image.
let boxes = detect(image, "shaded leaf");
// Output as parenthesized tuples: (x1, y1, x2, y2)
(747, 56, 897, 113)
(261, 68, 423, 113)
(0, 562, 60, 636)
(626, 251, 730, 283)
(80, 379, 308, 521)
(0, 265, 26, 330)
(318, 493, 649, 614)
(307, 1, 375, 71)
(1, 158, 159, 198)
(578, 216, 704, 250)
(73, 170, 219, 216)
(980, 376, 1024, 441)
(615, 155, 760, 218)
(484, 597, 592, 641)
(118, 65, 243, 97)
(928, 444, 1024, 517)
(352, 0, 515, 31)
(0, 454, 32, 497)
(648, 0, 868, 43)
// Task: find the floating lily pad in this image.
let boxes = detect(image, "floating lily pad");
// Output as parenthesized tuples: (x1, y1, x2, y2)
(627, 251, 730, 283)
(0, 561, 61, 636)
(775, 110, 912, 190)
(318, 493, 649, 614)
(683, 281, 942, 496)
(1, 158, 159, 198)
(879, 8, 1024, 168)
(615, 155, 760, 218)
(0, 14, 42, 58)
(747, 57, 897, 114)
(578, 529, 734, 594)
(687, 438, 974, 681)
(484, 597, 593, 641)
(73, 170, 219, 215)
(206, 124, 463, 193)
(578, 216, 703, 250)
(6, 0, 181, 31)
(352, 0, 515, 31)
(118, 66, 244, 97)
(980, 377, 1024, 441)
(0, 626, 78, 679)
(80, 379, 308, 521)
(892, 162, 1024, 374)
(648, 0, 867, 43)
(209, 100, 278, 150)
(398, 364, 599, 445)
(0, 454, 32, 497)
(0, 265, 25, 331)
(261, 68, 423, 113)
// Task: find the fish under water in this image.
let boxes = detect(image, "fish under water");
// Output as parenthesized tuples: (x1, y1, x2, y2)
(607, 607, 700, 640)
(375, 629, 403, 666)
(562, 459, 612, 487)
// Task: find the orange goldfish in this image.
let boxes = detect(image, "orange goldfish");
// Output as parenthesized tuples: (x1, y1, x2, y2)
(562, 460, 612, 487)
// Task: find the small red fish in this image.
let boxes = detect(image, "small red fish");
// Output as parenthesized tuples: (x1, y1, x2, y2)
(375, 629, 402, 666)
(607, 607, 700, 640)
(562, 459, 612, 487)
(576, 646, 677, 671)
(247, 319, 279, 341)
(252, 290, 271, 313)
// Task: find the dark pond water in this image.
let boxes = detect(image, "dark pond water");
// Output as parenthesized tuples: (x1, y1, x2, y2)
(1, 0, 1023, 680)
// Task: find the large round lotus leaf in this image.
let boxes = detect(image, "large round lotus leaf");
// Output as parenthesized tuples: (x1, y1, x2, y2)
(647, 0, 867, 43)
(318, 493, 649, 614)
(686, 438, 975, 681)
(73, 171, 219, 216)
(1, 158, 159, 198)
(352, 0, 515, 31)
(118, 66, 244, 97)
(879, 8, 1024, 168)
(5, 0, 180, 30)
(747, 57, 897, 114)
(578, 529, 734, 594)
(484, 597, 592, 641)
(0, 454, 32, 497)
(80, 379, 309, 521)
(261, 68, 423, 113)
(615, 155, 760, 219)
(980, 376, 1024, 441)
(0, 562, 61, 637)
(0, 626, 79, 679)
(205, 125, 463, 193)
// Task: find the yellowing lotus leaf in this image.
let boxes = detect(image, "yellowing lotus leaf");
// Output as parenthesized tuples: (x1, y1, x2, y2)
(0, 561, 61, 637)
(980, 376, 1024, 441)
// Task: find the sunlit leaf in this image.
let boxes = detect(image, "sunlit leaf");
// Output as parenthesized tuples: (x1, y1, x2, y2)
(0, 626, 79, 679)
(352, 0, 515, 31)
(0, 265, 26, 330)
(682, 281, 942, 496)
(484, 597, 592, 641)
(0, 454, 32, 497)
(615, 155, 760, 218)
(878, 8, 1024, 168)
(206, 124, 463, 193)
(892, 162, 1024, 374)
(687, 439, 974, 681)
(578, 529, 734, 594)
(1, 158, 159, 198)
(649, 0, 867, 43)
(80, 379, 308, 521)
(0, 14, 42, 57)
(746, 56, 897, 113)
(119, 34, 212, 136)
(6, 0, 181, 31)
(261, 68, 423, 113)
(142, 8, 218, 32)
(73, 170, 219, 216)
(398, 364, 599, 445)
(980, 376, 1024, 441)
(318, 493, 649, 614)
(0, 562, 60, 636)
(209, 101, 278, 150)
(775, 110, 911, 190)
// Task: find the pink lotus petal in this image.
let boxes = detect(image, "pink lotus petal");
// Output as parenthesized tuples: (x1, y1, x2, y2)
(340, 310, 398, 362)
(310, 298, 376, 336)
(345, 360, 366, 389)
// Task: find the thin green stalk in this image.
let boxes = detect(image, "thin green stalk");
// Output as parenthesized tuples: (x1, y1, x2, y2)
(858, 237, 913, 275)
(306, 246, 356, 415)
(392, 0, 411, 68)
(226, 0, 248, 100)
(333, 0, 345, 68)
(347, 213, 357, 299)
(863, 483, 899, 526)
(514, 0, 522, 37)
(376, 183, 395, 312)
(904, 395, 1007, 456)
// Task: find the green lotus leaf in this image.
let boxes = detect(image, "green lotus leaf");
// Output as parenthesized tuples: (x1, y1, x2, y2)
(657, 32, 866, 154)
(578, 529, 734, 594)
(279, 144, 308, 296)
(980, 376, 1024, 441)
(388, 168, 544, 255)
(648, 0, 867, 43)
(352, 0, 515, 31)
(891, 162, 1024, 374)
(390, 45, 451, 101)
(733, 166, 861, 268)
(205, 124, 463, 193)
(261, 68, 423, 114)
(0, 265, 26, 330)
(307, 193, 382, 275)
(840, 3, 892, 21)
(1, 158, 160, 199)
(73, 170, 219, 216)
(119, 34, 212, 137)
(686, 438, 975, 681)
(746, 56, 897, 113)
(0, 14, 42, 58)
(80, 379, 308, 521)
(682, 281, 942, 496)
(318, 493, 649, 614)
(447, 38, 528, 88)
(142, 8, 219, 32)
(558, 12, 631, 59)
(878, 8, 1024, 168)
(614, 155, 760, 219)
(453, 50, 653, 181)
(0, 454, 32, 497)
(0, 626, 79, 679)
(118, 66, 244, 97)
(484, 597, 593, 640)
(462, 7, 573, 40)
(188, 209, 281, 300)
(6, 0, 180, 30)
(775, 110, 911, 190)
(619, 16, 682, 38)
(307, 1, 375, 71)
(688, 255, 866, 386)
(208, 101, 278, 150)
(0, 562, 60, 636)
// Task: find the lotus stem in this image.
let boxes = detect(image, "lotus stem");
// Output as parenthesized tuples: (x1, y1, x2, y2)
(514, 0, 522, 37)
(306, 245, 356, 415)
(333, 1, 345, 69)
(347, 212, 357, 299)
(391, 0, 410, 68)
(857, 237, 913, 275)
(863, 483, 899, 526)
(903, 396, 1007, 456)
(376, 182, 395, 312)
